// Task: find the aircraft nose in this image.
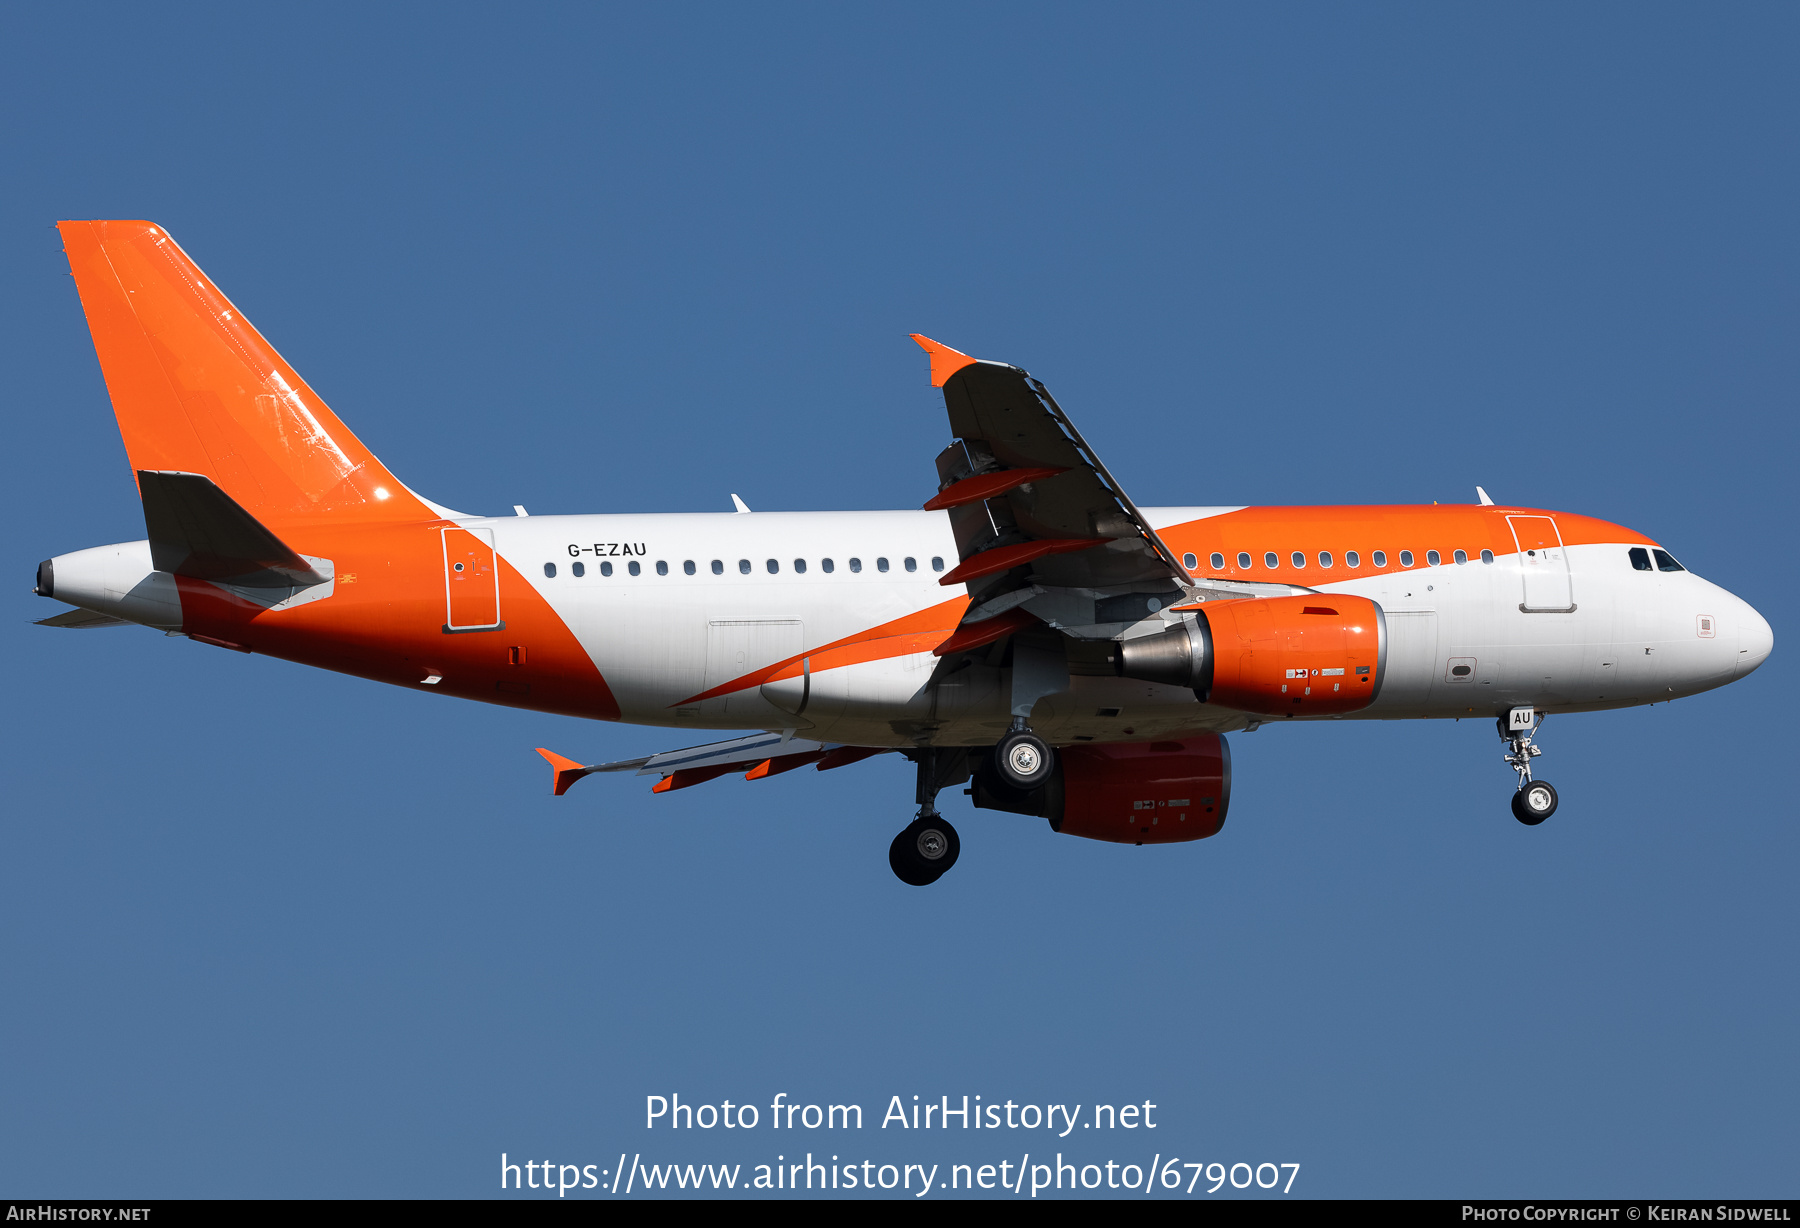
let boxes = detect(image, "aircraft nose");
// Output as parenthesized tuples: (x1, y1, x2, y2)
(1737, 601, 1773, 678)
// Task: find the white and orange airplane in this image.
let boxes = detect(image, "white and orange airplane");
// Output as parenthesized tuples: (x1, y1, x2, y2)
(36, 221, 1774, 885)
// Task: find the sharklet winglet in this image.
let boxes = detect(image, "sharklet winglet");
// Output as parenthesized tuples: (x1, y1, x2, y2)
(535, 747, 594, 797)
(909, 334, 978, 388)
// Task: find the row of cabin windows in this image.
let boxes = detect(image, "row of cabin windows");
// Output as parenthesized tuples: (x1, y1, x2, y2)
(543, 556, 946, 579)
(1180, 548, 1496, 572)
(1628, 547, 1685, 573)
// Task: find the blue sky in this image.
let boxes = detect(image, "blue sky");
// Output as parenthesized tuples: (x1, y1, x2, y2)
(1, 3, 1793, 1198)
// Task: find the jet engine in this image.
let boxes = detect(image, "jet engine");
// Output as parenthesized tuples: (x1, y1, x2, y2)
(972, 735, 1231, 845)
(1115, 595, 1386, 716)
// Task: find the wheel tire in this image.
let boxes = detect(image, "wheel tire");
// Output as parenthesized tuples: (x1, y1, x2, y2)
(888, 815, 961, 886)
(994, 730, 1055, 790)
(1511, 780, 1558, 825)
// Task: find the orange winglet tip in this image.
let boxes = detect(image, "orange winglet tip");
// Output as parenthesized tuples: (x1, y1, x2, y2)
(651, 775, 675, 794)
(909, 334, 978, 388)
(933, 607, 1040, 657)
(536, 748, 591, 797)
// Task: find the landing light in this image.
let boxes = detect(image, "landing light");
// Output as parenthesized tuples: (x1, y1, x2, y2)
(374, 487, 391, 500)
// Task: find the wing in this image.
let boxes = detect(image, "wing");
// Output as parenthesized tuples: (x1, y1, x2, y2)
(913, 335, 1224, 641)
(535, 735, 891, 796)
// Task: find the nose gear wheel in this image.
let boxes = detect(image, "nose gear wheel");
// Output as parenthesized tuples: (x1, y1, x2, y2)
(1499, 713, 1558, 826)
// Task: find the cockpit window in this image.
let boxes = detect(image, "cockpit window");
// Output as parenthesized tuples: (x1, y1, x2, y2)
(1652, 548, 1685, 573)
(1628, 547, 1652, 572)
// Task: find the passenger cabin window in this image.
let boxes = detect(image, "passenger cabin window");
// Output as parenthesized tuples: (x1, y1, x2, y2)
(1426, 550, 1441, 566)
(544, 563, 556, 578)
(794, 558, 807, 574)
(1653, 549, 1685, 573)
(1210, 552, 1225, 571)
(597, 561, 609, 576)
(877, 558, 890, 573)
(904, 557, 917, 572)
(628, 561, 641, 576)
(1629, 547, 1652, 571)
(850, 558, 862, 573)
(1264, 552, 1278, 569)
(1454, 550, 1467, 564)
(738, 559, 751, 574)
(1237, 552, 1252, 569)
(1182, 552, 1197, 570)
(1346, 551, 1360, 567)
(573, 561, 586, 577)
(712, 559, 724, 575)
(1291, 551, 1306, 569)
(1399, 550, 1414, 567)
(1372, 551, 1387, 567)
(684, 560, 696, 575)
(766, 559, 779, 574)
(931, 557, 944, 572)
(1319, 551, 1333, 568)
(1480, 549, 1494, 564)
(656, 560, 669, 576)
(822, 558, 835, 573)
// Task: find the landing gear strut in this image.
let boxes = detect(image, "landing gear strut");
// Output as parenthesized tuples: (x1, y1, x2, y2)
(1499, 708, 1558, 825)
(889, 748, 973, 886)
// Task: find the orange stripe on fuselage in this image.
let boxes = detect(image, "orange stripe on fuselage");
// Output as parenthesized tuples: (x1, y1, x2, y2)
(672, 596, 970, 706)
(172, 521, 621, 720)
(1160, 505, 1654, 585)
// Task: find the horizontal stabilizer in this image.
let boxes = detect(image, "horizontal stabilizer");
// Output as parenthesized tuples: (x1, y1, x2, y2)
(35, 606, 132, 629)
(139, 470, 328, 588)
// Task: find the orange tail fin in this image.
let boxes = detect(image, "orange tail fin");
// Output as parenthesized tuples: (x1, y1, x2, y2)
(58, 220, 436, 530)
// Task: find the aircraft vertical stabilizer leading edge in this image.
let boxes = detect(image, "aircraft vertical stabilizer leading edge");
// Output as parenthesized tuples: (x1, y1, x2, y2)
(35, 222, 1774, 885)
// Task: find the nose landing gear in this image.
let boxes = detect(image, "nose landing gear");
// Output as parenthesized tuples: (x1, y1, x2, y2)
(1499, 708, 1558, 825)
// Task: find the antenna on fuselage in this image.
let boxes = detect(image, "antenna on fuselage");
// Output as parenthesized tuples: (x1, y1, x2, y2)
(1476, 486, 1495, 506)
(731, 494, 752, 513)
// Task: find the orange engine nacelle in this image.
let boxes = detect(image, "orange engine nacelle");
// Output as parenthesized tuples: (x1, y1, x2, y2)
(971, 735, 1231, 845)
(1117, 594, 1386, 717)
(1201, 594, 1385, 716)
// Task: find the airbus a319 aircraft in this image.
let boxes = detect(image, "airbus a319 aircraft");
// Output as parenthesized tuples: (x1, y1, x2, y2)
(36, 221, 1774, 885)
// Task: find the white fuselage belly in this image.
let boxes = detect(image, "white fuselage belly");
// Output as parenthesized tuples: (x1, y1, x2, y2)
(475, 507, 1761, 747)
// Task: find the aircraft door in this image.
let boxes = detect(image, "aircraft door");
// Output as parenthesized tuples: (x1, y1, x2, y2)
(443, 527, 503, 632)
(706, 620, 804, 718)
(1507, 516, 1575, 612)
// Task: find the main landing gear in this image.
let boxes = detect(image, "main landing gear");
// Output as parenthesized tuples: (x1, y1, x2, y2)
(888, 747, 975, 886)
(1500, 708, 1559, 825)
(994, 721, 1055, 790)
(889, 814, 960, 887)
